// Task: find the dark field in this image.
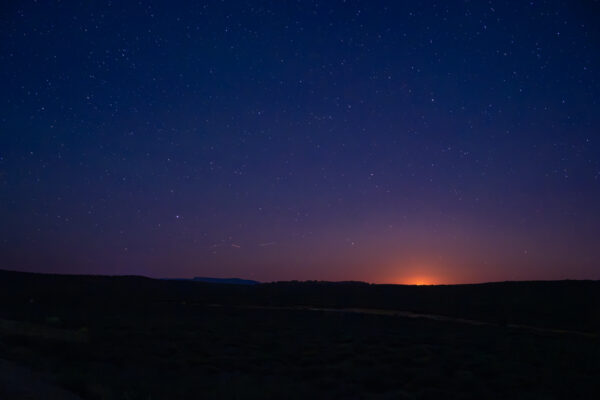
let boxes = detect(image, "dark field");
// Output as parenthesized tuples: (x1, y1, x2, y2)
(1, 270, 599, 399)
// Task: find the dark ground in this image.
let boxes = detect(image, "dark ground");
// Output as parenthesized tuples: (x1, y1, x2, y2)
(0, 269, 599, 399)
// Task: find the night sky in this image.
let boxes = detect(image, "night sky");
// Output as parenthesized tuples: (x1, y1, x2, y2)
(1, 1, 599, 284)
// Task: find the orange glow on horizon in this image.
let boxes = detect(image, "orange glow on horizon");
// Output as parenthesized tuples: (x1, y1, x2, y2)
(402, 277, 437, 286)
(382, 260, 449, 285)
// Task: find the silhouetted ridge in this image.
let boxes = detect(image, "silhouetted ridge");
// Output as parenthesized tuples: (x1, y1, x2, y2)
(1, 269, 599, 333)
(193, 277, 259, 285)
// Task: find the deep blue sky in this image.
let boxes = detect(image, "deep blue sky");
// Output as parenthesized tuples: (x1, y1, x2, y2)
(1, 1, 599, 283)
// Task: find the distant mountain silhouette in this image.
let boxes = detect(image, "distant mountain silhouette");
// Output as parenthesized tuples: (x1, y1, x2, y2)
(1, 269, 599, 333)
(193, 277, 260, 285)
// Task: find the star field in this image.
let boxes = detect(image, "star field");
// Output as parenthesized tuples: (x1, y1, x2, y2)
(1, 1, 599, 283)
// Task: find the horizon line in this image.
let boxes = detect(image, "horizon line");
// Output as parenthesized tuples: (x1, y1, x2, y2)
(1, 268, 599, 286)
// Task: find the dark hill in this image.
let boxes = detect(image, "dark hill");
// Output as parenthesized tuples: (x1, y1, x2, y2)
(193, 277, 259, 285)
(0, 269, 599, 333)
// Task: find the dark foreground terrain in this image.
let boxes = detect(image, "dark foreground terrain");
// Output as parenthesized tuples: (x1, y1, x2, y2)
(0, 270, 599, 399)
